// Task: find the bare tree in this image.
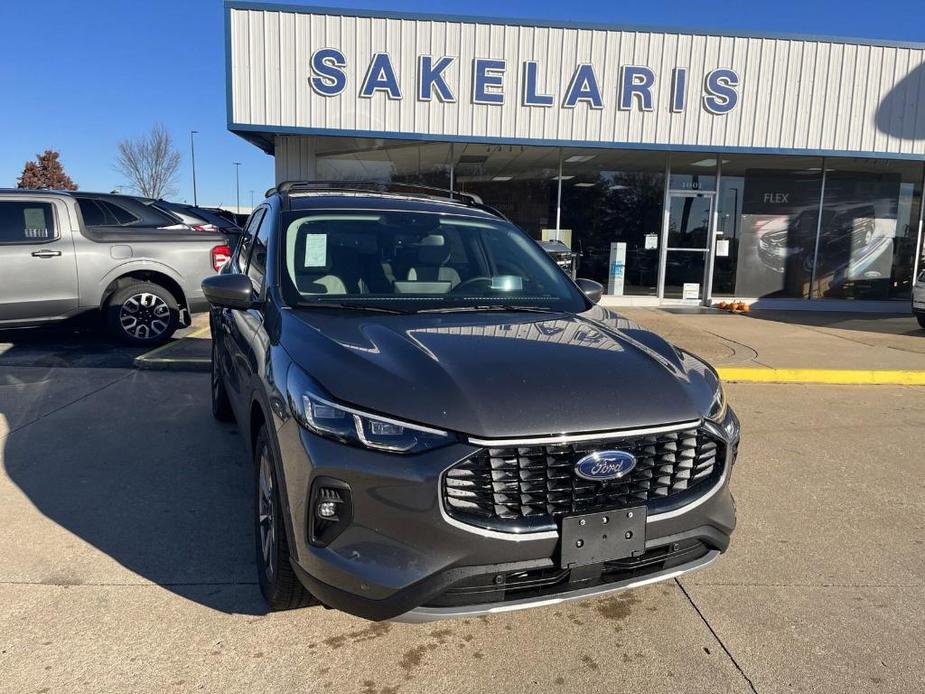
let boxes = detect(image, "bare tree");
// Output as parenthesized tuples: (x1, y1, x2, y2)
(115, 124, 182, 199)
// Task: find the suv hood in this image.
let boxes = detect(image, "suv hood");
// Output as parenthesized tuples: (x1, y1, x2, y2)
(280, 306, 719, 439)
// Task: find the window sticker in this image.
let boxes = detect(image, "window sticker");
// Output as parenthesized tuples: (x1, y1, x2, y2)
(304, 233, 328, 267)
(24, 208, 50, 239)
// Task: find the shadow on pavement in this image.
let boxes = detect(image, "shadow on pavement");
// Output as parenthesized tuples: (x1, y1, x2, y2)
(740, 309, 925, 337)
(0, 321, 153, 369)
(0, 342, 266, 614)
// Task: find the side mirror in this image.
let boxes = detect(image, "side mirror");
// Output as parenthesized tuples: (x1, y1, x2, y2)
(575, 278, 603, 304)
(202, 273, 255, 310)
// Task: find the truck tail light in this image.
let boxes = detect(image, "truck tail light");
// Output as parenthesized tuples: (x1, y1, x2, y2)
(192, 223, 220, 232)
(211, 244, 231, 272)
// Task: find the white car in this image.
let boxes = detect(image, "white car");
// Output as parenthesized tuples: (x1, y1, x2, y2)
(914, 269, 925, 329)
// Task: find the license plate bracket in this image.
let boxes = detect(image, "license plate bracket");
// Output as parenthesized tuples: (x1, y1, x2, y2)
(559, 507, 646, 568)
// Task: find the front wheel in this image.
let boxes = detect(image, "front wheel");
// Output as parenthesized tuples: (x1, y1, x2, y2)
(916, 314, 925, 330)
(105, 281, 179, 346)
(254, 427, 318, 611)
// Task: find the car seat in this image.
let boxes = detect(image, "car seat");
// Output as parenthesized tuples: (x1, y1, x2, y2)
(406, 235, 460, 287)
(292, 231, 350, 294)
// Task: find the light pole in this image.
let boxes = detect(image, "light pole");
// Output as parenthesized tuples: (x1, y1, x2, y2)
(190, 130, 199, 206)
(234, 162, 241, 215)
(250, 190, 255, 209)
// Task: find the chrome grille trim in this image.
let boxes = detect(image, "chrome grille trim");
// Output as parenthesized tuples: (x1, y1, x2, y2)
(466, 419, 702, 447)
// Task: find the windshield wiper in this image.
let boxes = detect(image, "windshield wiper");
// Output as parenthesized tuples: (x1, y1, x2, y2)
(296, 302, 409, 315)
(416, 305, 557, 314)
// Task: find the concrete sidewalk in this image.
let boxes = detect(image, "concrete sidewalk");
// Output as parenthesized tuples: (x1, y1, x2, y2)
(619, 309, 925, 382)
(134, 308, 925, 383)
(1, 368, 922, 693)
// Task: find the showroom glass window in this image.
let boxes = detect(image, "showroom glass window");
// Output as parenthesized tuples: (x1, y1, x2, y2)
(812, 160, 923, 300)
(314, 136, 452, 189)
(452, 143, 559, 241)
(558, 148, 667, 295)
(713, 155, 825, 299)
(669, 153, 718, 193)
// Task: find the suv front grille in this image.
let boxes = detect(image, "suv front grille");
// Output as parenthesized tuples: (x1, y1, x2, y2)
(443, 426, 723, 533)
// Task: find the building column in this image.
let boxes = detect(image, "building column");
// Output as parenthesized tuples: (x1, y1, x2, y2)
(275, 135, 318, 183)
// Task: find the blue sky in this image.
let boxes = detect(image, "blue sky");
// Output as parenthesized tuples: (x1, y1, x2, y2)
(1, 0, 923, 208)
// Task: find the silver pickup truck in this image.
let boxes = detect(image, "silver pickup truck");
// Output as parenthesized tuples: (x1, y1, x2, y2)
(0, 189, 233, 345)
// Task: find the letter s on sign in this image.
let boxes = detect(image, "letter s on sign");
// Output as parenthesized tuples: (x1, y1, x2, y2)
(310, 48, 347, 96)
(703, 69, 740, 115)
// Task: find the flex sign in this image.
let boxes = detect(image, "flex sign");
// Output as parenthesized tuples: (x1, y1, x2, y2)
(309, 50, 740, 115)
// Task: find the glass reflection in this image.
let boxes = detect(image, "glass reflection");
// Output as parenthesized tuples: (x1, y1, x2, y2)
(714, 156, 824, 299)
(315, 136, 452, 188)
(813, 163, 923, 300)
(559, 149, 667, 295)
(453, 144, 559, 238)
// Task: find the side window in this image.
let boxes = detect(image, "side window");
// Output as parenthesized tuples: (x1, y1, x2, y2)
(0, 201, 57, 244)
(236, 208, 266, 272)
(246, 211, 272, 292)
(98, 200, 139, 226)
(76, 198, 107, 227)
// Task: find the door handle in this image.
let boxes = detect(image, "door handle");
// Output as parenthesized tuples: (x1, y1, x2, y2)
(31, 249, 62, 258)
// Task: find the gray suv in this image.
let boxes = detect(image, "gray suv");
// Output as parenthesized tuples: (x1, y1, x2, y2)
(0, 190, 231, 345)
(203, 182, 739, 621)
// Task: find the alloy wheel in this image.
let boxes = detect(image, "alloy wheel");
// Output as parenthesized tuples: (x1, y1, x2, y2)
(119, 292, 170, 340)
(257, 450, 277, 581)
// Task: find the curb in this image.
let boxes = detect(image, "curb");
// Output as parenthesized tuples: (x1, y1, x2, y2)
(717, 367, 925, 385)
(133, 325, 212, 372)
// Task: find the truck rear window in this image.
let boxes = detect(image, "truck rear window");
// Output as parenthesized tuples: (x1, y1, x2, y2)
(76, 198, 141, 227)
(0, 201, 56, 244)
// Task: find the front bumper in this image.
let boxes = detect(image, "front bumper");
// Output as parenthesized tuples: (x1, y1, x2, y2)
(394, 549, 721, 622)
(274, 416, 738, 622)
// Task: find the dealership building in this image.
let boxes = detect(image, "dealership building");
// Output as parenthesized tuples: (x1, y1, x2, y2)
(226, 2, 925, 307)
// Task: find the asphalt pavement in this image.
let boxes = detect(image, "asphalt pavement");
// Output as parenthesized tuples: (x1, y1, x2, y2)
(0, 316, 923, 693)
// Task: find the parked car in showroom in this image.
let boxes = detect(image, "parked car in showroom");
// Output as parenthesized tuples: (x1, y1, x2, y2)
(203, 182, 739, 621)
(914, 269, 925, 329)
(538, 238, 580, 279)
(0, 189, 232, 345)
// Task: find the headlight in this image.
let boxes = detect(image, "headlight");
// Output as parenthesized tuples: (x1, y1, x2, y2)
(707, 380, 727, 423)
(287, 365, 452, 454)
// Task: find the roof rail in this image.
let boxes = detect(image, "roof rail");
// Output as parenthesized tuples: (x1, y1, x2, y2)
(265, 180, 484, 206)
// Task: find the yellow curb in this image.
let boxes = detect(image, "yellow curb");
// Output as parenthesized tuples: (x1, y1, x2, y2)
(134, 356, 211, 372)
(133, 324, 212, 372)
(717, 367, 925, 385)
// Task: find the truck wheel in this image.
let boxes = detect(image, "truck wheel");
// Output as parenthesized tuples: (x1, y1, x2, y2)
(917, 314, 925, 330)
(254, 426, 319, 611)
(105, 281, 179, 346)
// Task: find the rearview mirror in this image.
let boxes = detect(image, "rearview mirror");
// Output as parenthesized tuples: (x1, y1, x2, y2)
(575, 278, 603, 304)
(202, 273, 255, 310)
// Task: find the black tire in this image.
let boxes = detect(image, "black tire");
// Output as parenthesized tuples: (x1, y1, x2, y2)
(211, 339, 233, 422)
(105, 281, 179, 346)
(254, 427, 318, 611)
(917, 314, 925, 330)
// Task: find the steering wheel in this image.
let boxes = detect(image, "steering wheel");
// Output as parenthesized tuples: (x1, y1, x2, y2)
(450, 276, 492, 294)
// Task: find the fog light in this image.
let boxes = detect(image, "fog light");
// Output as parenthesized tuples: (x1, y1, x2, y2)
(309, 479, 352, 547)
(317, 500, 338, 519)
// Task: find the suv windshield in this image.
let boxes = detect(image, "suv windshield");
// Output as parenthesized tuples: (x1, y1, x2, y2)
(280, 210, 588, 313)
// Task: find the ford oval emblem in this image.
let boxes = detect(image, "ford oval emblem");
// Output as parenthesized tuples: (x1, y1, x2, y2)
(574, 450, 637, 481)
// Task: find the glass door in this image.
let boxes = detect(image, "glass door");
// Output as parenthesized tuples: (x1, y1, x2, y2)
(661, 192, 715, 300)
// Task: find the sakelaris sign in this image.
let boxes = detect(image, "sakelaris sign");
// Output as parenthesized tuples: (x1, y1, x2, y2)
(308, 49, 741, 115)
